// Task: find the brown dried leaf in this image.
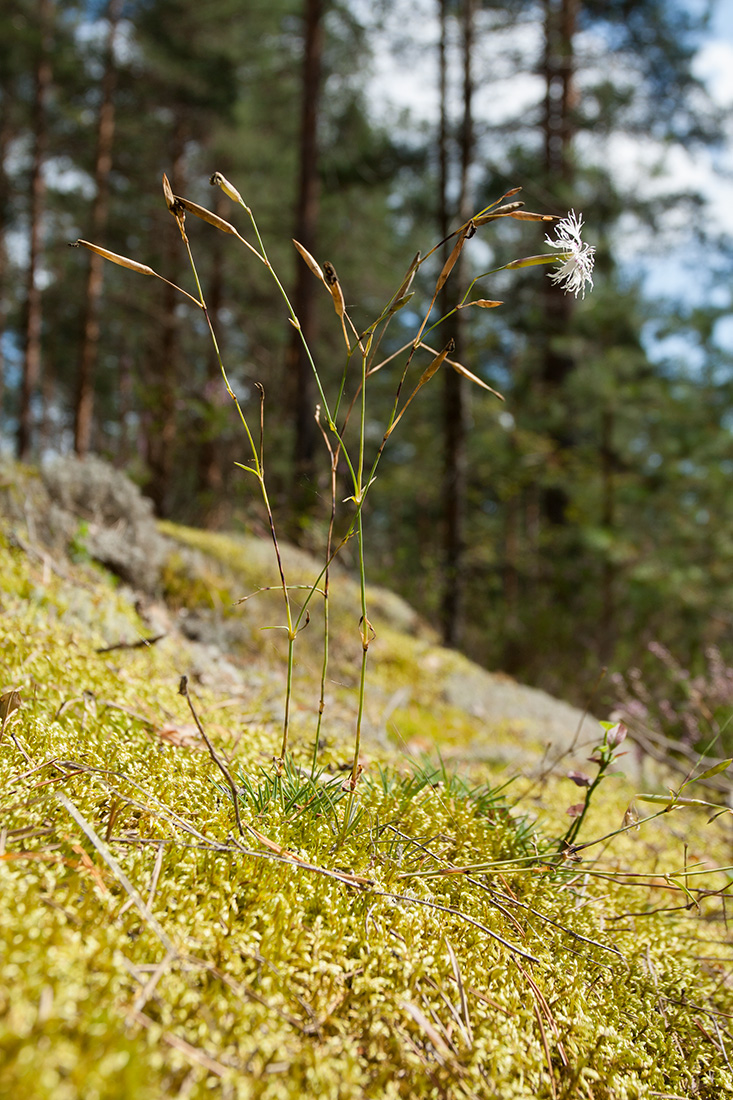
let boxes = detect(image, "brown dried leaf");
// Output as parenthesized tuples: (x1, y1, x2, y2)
(393, 251, 421, 300)
(0, 688, 21, 741)
(155, 723, 205, 750)
(435, 222, 472, 295)
(448, 359, 504, 400)
(384, 342, 454, 440)
(457, 299, 503, 309)
(0, 689, 21, 722)
(415, 340, 453, 391)
(248, 825, 310, 863)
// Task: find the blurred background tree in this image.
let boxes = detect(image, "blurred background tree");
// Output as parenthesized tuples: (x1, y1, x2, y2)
(3, 0, 733, 735)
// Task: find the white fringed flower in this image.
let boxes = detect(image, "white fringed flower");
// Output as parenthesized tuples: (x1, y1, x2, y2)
(545, 211, 595, 298)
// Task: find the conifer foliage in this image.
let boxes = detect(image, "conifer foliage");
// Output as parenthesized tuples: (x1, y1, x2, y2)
(1, 0, 731, 712)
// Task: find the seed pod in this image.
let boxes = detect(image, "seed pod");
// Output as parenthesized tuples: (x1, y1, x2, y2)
(209, 171, 245, 206)
(505, 253, 558, 270)
(162, 172, 176, 211)
(387, 292, 414, 316)
(162, 173, 187, 239)
(293, 239, 326, 284)
(474, 201, 525, 225)
(323, 261, 345, 318)
(509, 210, 556, 222)
(174, 195, 238, 235)
(71, 240, 155, 276)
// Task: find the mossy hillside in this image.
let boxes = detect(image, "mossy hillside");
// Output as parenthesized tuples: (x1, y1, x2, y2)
(1, 508, 732, 1098)
(156, 520, 432, 664)
(156, 521, 594, 767)
(0, 454, 604, 762)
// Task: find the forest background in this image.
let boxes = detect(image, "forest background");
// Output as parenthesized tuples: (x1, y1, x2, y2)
(3, 0, 733, 747)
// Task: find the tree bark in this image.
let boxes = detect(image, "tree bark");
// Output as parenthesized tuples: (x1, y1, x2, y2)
(539, 0, 578, 525)
(196, 187, 227, 524)
(439, 0, 474, 649)
(600, 405, 616, 659)
(17, 0, 52, 460)
(147, 126, 186, 516)
(0, 111, 11, 417)
(74, 0, 122, 457)
(286, 0, 324, 535)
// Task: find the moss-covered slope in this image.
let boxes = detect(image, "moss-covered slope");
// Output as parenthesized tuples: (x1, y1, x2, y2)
(1, 461, 732, 1099)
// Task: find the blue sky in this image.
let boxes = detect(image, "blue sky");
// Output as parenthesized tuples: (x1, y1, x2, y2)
(366, 0, 733, 362)
(712, 0, 733, 40)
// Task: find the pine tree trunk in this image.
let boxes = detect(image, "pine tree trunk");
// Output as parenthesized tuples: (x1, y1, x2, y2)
(439, 0, 473, 649)
(600, 406, 616, 658)
(196, 187, 226, 524)
(17, 0, 52, 460)
(74, 0, 122, 457)
(0, 114, 11, 418)
(147, 126, 186, 516)
(286, 0, 324, 535)
(539, 0, 578, 525)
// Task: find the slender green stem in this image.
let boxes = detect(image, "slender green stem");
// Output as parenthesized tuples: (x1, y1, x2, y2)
(357, 346, 367, 497)
(196, 185, 542, 773)
(233, 200, 370, 498)
(332, 343, 358, 425)
(182, 234, 295, 757)
(311, 420, 338, 777)
(337, 511, 370, 846)
(281, 635, 295, 760)
(243, 203, 335, 428)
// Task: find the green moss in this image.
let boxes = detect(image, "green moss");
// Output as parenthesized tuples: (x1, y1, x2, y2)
(1, 515, 732, 1098)
(385, 699, 489, 749)
(159, 548, 232, 612)
(158, 521, 266, 589)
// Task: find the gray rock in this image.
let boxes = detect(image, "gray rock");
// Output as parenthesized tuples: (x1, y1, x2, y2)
(41, 456, 168, 591)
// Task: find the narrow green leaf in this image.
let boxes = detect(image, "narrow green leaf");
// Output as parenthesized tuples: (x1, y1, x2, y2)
(688, 758, 732, 787)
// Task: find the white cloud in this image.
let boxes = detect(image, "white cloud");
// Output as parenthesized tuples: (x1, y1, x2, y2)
(694, 40, 733, 107)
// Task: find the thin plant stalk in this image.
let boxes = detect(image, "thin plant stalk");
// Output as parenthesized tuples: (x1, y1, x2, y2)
(179, 230, 296, 759)
(311, 409, 339, 776)
(82, 175, 563, 781)
(337, 509, 370, 848)
(213, 179, 336, 435)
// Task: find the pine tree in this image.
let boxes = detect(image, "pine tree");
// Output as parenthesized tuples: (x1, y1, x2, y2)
(286, 0, 325, 532)
(17, 0, 53, 459)
(73, 0, 123, 457)
(438, 0, 475, 648)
